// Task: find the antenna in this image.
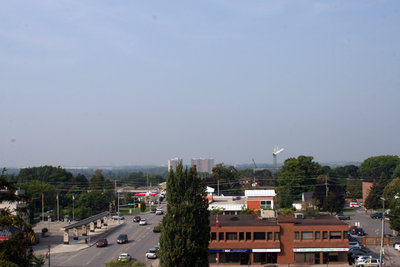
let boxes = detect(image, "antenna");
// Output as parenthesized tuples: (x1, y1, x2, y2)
(272, 146, 285, 169)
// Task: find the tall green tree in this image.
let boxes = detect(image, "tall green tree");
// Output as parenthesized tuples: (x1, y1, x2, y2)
(346, 179, 363, 199)
(276, 156, 322, 208)
(313, 175, 345, 213)
(209, 163, 241, 195)
(0, 168, 37, 266)
(159, 163, 209, 267)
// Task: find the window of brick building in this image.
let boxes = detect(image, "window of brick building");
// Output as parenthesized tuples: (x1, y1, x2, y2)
(267, 232, 273, 240)
(315, 231, 320, 240)
(343, 231, 348, 239)
(226, 232, 237, 240)
(295, 232, 299, 240)
(239, 232, 244, 240)
(330, 231, 342, 239)
(274, 232, 280, 240)
(254, 232, 266, 240)
(323, 231, 328, 239)
(211, 232, 216, 240)
(301, 232, 313, 240)
(246, 232, 252, 240)
(260, 200, 272, 209)
(219, 232, 224, 241)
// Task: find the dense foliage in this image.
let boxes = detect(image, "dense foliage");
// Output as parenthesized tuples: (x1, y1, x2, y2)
(159, 163, 209, 267)
(0, 169, 41, 266)
(276, 156, 323, 208)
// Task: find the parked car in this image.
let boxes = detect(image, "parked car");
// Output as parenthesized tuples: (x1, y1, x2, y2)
(155, 209, 164, 215)
(336, 214, 350, 220)
(118, 253, 132, 262)
(96, 238, 108, 247)
(355, 257, 384, 266)
(133, 216, 141, 222)
(394, 242, 400, 251)
(370, 212, 383, 219)
(117, 234, 128, 244)
(355, 227, 366, 236)
(349, 241, 361, 249)
(139, 219, 147, 225)
(355, 255, 373, 264)
(146, 248, 158, 259)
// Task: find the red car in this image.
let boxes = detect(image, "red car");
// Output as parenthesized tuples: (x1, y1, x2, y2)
(133, 216, 141, 222)
(96, 238, 108, 247)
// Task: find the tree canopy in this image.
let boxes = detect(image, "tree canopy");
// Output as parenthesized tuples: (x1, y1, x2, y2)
(359, 155, 400, 180)
(276, 156, 323, 208)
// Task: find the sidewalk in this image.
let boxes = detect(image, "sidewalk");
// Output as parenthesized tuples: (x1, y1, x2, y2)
(32, 218, 125, 256)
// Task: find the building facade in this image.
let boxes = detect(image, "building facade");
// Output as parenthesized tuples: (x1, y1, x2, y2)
(167, 157, 182, 172)
(245, 189, 276, 210)
(191, 158, 214, 174)
(209, 214, 349, 265)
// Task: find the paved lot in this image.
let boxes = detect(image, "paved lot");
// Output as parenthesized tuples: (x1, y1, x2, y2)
(345, 207, 400, 266)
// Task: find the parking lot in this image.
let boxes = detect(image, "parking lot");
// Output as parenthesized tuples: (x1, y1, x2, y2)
(344, 207, 400, 266)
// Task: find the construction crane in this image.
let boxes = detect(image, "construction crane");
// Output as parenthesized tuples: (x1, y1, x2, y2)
(272, 146, 285, 169)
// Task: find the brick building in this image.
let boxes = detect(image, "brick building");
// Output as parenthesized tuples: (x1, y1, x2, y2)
(209, 214, 349, 265)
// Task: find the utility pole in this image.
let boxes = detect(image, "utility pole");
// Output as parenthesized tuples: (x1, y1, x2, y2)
(56, 193, 59, 222)
(325, 175, 329, 201)
(117, 191, 120, 223)
(380, 197, 386, 267)
(217, 179, 220, 196)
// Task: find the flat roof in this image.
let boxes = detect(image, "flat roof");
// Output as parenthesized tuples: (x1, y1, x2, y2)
(210, 214, 278, 226)
(278, 214, 348, 226)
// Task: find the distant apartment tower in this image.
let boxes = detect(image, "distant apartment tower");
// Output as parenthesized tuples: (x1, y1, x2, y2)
(191, 158, 214, 174)
(168, 157, 182, 172)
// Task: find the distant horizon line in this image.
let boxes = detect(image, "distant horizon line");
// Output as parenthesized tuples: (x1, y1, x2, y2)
(3, 160, 361, 170)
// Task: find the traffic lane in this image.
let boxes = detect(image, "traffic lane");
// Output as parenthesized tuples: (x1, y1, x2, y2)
(106, 213, 163, 265)
(49, 214, 158, 266)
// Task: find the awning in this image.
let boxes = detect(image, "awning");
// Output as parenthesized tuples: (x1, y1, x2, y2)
(293, 248, 349, 252)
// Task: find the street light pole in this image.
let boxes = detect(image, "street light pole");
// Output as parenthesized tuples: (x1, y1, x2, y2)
(379, 197, 386, 267)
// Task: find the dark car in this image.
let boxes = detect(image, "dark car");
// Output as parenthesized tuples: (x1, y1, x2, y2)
(150, 208, 157, 213)
(370, 212, 383, 219)
(117, 234, 128, 244)
(336, 214, 350, 220)
(133, 216, 141, 222)
(355, 228, 366, 236)
(96, 238, 108, 247)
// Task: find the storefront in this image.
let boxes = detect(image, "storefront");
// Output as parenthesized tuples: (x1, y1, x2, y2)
(210, 248, 279, 265)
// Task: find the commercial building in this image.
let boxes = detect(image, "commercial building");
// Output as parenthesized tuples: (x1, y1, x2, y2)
(209, 213, 349, 265)
(168, 157, 182, 172)
(191, 158, 214, 174)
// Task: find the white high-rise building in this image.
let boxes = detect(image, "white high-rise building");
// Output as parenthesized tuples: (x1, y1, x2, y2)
(168, 157, 182, 172)
(191, 158, 214, 174)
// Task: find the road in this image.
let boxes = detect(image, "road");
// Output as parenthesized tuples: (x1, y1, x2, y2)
(50, 213, 163, 267)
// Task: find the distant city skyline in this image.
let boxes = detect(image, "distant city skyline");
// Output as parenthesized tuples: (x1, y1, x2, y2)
(1, 1, 399, 168)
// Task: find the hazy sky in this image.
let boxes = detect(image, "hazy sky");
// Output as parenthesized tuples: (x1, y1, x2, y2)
(1, 1, 399, 168)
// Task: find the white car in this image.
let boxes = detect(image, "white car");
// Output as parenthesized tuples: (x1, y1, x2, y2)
(355, 256, 373, 264)
(155, 209, 164, 215)
(146, 248, 158, 259)
(118, 253, 132, 262)
(139, 218, 147, 225)
(355, 258, 384, 267)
